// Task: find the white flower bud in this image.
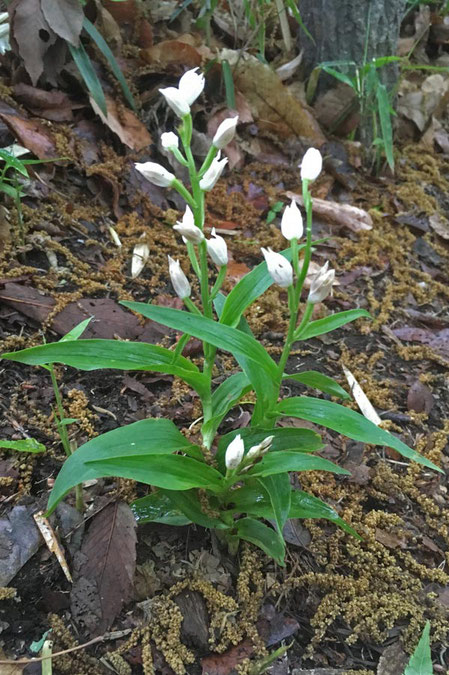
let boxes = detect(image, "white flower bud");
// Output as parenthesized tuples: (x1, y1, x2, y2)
(281, 199, 303, 241)
(173, 206, 204, 244)
(225, 434, 245, 470)
(159, 86, 190, 118)
(206, 228, 228, 266)
(178, 68, 205, 106)
(199, 153, 228, 191)
(135, 161, 175, 188)
(168, 256, 191, 299)
(246, 435, 274, 459)
(308, 261, 335, 304)
(300, 147, 323, 181)
(161, 131, 179, 150)
(212, 116, 239, 149)
(261, 247, 293, 288)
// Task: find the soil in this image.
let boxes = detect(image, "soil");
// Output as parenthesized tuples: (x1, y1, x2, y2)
(0, 6, 449, 675)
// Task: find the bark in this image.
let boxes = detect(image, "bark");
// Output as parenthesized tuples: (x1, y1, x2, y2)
(299, 0, 406, 151)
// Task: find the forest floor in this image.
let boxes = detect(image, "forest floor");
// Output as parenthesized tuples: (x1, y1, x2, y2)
(1, 3, 449, 675)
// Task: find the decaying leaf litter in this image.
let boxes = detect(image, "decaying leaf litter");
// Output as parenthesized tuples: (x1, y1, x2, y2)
(0, 1, 448, 673)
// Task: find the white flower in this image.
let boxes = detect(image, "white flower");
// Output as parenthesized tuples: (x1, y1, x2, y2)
(173, 206, 204, 244)
(308, 261, 335, 303)
(206, 228, 228, 266)
(246, 435, 274, 459)
(225, 434, 245, 470)
(135, 161, 175, 187)
(261, 247, 293, 288)
(168, 256, 191, 299)
(159, 86, 191, 118)
(161, 132, 179, 151)
(178, 68, 205, 106)
(212, 116, 239, 150)
(281, 199, 303, 241)
(199, 153, 228, 191)
(300, 147, 323, 181)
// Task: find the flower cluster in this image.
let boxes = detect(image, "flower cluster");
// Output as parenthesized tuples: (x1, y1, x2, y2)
(225, 434, 274, 472)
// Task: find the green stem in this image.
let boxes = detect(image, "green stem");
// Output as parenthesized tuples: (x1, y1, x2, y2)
(293, 301, 314, 340)
(291, 237, 300, 278)
(294, 179, 313, 303)
(172, 178, 196, 210)
(276, 285, 298, 380)
(171, 147, 189, 167)
(210, 265, 227, 300)
(199, 145, 218, 178)
(185, 240, 201, 277)
(171, 333, 191, 364)
(183, 296, 202, 315)
(47, 365, 84, 513)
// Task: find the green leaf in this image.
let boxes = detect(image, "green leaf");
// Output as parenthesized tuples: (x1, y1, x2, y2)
(246, 451, 350, 478)
(0, 182, 23, 199)
(219, 249, 293, 328)
(161, 489, 229, 529)
(131, 491, 191, 526)
(83, 18, 137, 112)
(376, 82, 394, 172)
(202, 372, 252, 441)
(236, 518, 285, 565)
(46, 418, 220, 513)
(320, 65, 356, 89)
(284, 370, 350, 399)
(59, 318, 92, 342)
(275, 397, 442, 472)
(68, 41, 107, 116)
(297, 309, 371, 340)
(121, 302, 279, 381)
(222, 59, 235, 109)
(216, 427, 323, 473)
(0, 438, 45, 453)
(2, 339, 209, 400)
(231, 485, 360, 538)
(0, 149, 29, 176)
(258, 474, 291, 535)
(403, 621, 432, 675)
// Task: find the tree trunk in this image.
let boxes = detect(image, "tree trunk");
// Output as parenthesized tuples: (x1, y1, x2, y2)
(299, 0, 406, 151)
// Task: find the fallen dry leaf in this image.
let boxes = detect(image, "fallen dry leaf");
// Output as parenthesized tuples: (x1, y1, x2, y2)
(141, 39, 202, 68)
(0, 112, 58, 159)
(376, 640, 408, 675)
(201, 640, 254, 675)
(429, 212, 449, 239)
(131, 236, 150, 278)
(391, 326, 449, 360)
(9, 0, 57, 86)
(33, 511, 72, 582)
(14, 83, 77, 122)
(41, 0, 84, 46)
(407, 380, 434, 414)
(286, 191, 373, 232)
(71, 501, 137, 635)
(90, 94, 152, 151)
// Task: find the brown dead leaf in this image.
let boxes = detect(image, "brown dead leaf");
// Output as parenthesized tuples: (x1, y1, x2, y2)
(429, 212, 449, 239)
(227, 261, 250, 281)
(14, 83, 76, 122)
(102, 0, 137, 23)
(201, 640, 254, 675)
(286, 191, 372, 233)
(375, 528, 407, 550)
(0, 112, 58, 160)
(9, 0, 57, 86)
(0, 206, 10, 253)
(376, 641, 408, 675)
(141, 39, 202, 68)
(90, 94, 152, 150)
(220, 49, 325, 144)
(391, 326, 449, 359)
(71, 501, 137, 635)
(407, 380, 434, 414)
(41, 0, 84, 46)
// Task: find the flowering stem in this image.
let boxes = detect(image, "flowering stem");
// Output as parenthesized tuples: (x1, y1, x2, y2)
(293, 301, 314, 340)
(276, 284, 298, 380)
(172, 147, 189, 167)
(294, 179, 313, 303)
(185, 241, 201, 277)
(210, 265, 227, 300)
(183, 297, 202, 315)
(198, 145, 218, 178)
(170, 333, 190, 363)
(172, 178, 196, 210)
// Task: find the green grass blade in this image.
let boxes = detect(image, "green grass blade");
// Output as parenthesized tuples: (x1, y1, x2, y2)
(68, 40, 107, 116)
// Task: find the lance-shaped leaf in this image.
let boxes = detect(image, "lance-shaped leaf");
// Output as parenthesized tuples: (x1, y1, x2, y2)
(202, 372, 252, 441)
(47, 419, 223, 514)
(258, 474, 291, 535)
(131, 491, 191, 526)
(161, 489, 229, 529)
(275, 397, 442, 472)
(245, 451, 350, 478)
(236, 518, 285, 565)
(296, 309, 371, 340)
(121, 302, 279, 381)
(2, 339, 210, 400)
(284, 370, 350, 399)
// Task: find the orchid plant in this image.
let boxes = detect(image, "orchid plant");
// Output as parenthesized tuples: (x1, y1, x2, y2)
(2, 68, 440, 565)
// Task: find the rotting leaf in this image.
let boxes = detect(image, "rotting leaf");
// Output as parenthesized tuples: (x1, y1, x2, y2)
(70, 500, 137, 636)
(41, 0, 84, 47)
(201, 639, 254, 675)
(141, 39, 202, 68)
(407, 380, 434, 414)
(9, 0, 57, 86)
(0, 112, 58, 160)
(90, 94, 152, 150)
